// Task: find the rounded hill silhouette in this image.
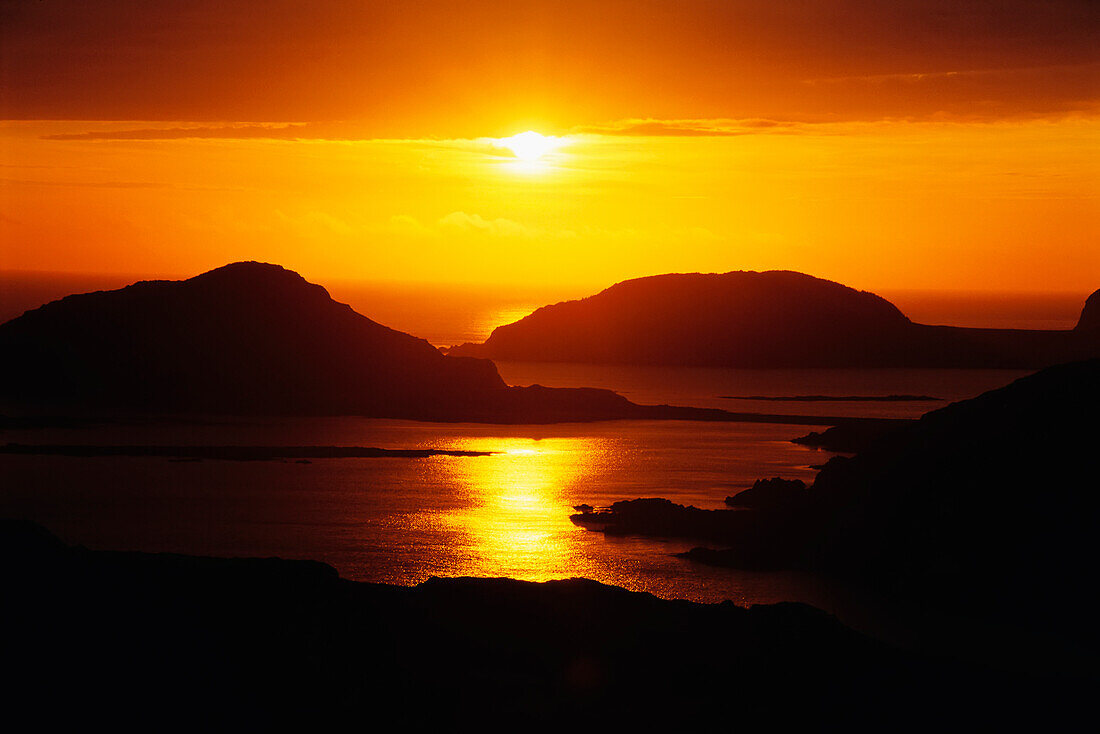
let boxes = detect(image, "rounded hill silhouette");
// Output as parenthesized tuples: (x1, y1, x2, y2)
(1074, 288, 1100, 334)
(450, 270, 1100, 368)
(0, 262, 639, 421)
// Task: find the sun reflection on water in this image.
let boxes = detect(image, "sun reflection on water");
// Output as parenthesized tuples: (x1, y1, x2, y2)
(433, 436, 609, 582)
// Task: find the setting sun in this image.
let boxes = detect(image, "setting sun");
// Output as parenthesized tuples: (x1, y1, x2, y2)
(495, 131, 564, 162)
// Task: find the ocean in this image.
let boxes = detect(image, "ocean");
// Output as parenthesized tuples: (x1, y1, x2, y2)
(0, 271, 1044, 631)
(0, 367, 1026, 621)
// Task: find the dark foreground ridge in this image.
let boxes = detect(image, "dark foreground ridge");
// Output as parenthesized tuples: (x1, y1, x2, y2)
(0, 443, 492, 460)
(573, 359, 1100, 668)
(2, 520, 1087, 728)
(450, 270, 1100, 368)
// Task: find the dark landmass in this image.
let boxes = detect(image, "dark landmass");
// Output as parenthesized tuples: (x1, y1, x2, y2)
(3, 520, 1086, 728)
(630, 407, 911, 428)
(0, 262, 503, 419)
(1076, 288, 1100, 333)
(0, 443, 491, 460)
(575, 360, 1100, 666)
(450, 271, 1100, 368)
(792, 421, 907, 453)
(571, 498, 749, 545)
(780, 360, 1100, 604)
(0, 262, 913, 429)
(725, 477, 808, 510)
(570, 497, 801, 570)
(720, 394, 941, 402)
(0, 414, 101, 430)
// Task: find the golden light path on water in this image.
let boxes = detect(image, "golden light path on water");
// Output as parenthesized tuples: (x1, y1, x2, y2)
(430, 436, 611, 582)
(384, 429, 867, 620)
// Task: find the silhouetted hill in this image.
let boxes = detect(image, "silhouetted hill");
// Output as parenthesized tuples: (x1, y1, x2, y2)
(570, 360, 1100, 666)
(450, 271, 1100, 367)
(802, 359, 1100, 599)
(0, 263, 675, 422)
(2, 519, 1085, 728)
(668, 360, 1100, 660)
(0, 263, 933, 425)
(0, 262, 500, 417)
(1075, 288, 1100, 333)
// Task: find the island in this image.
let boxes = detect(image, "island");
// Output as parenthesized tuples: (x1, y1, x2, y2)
(450, 270, 1100, 368)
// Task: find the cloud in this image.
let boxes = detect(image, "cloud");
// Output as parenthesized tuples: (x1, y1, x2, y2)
(42, 123, 330, 141)
(387, 214, 434, 237)
(38, 125, 533, 161)
(805, 60, 1100, 87)
(387, 212, 720, 245)
(796, 61, 1100, 119)
(274, 209, 355, 237)
(437, 212, 534, 237)
(574, 118, 805, 137)
(38, 104, 1100, 149)
(38, 122, 485, 143)
(39, 117, 800, 145)
(4, 1, 1098, 125)
(0, 177, 243, 192)
(0, 177, 172, 189)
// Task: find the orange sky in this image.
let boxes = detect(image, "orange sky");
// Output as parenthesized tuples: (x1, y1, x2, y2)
(1, 1, 1098, 292)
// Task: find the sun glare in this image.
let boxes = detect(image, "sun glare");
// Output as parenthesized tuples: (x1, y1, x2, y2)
(495, 131, 563, 162)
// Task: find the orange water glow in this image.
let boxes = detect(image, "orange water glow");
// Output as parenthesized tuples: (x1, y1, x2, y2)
(434, 437, 609, 582)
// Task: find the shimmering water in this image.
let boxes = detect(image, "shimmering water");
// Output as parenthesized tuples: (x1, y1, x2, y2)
(0, 418, 830, 605)
(0, 365, 1029, 621)
(497, 362, 1027, 419)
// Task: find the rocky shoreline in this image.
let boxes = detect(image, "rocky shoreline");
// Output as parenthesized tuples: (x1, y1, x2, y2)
(569, 360, 1100, 672)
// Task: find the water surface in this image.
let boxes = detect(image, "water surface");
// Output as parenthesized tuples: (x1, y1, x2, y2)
(497, 362, 1027, 418)
(0, 366, 1031, 637)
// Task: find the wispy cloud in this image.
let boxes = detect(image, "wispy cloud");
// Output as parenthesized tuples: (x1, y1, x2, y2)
(0, 177, 242, 192)
(39, 124, 531, 160)
(36, 106, 1100, 151)
(388, 212, 719, 244)
(574, 118, 803, 137)
(42, 123, 330, 141)
(437, 212, 534, 237)
(40, 118, 812, 144)
(0, 177, 172, 189)
(803, 60, 1100, 87)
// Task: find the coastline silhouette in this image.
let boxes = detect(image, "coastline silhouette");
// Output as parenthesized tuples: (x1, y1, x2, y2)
(572, 359, 1100, 668)
(450, 271, 1100, 368)
(0, 262, 915, 429)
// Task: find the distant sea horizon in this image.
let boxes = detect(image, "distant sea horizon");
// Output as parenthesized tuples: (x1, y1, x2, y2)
(0, 269, 1088, 349)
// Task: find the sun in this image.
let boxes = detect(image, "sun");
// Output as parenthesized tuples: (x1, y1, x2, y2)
(495, 131, 563, 162)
